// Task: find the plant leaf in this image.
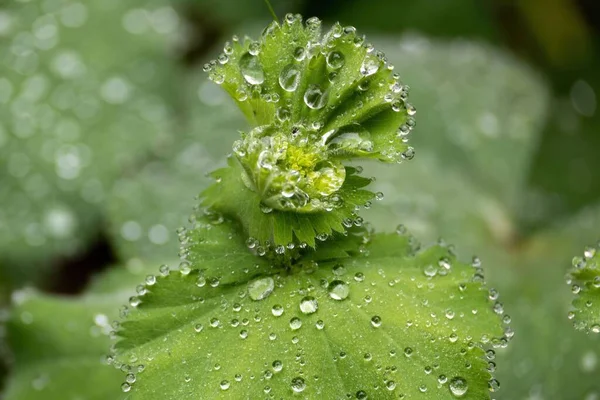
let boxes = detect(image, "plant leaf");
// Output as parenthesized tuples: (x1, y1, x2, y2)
(378, 35, 549, 211)
(1, 262, 156, 400)
(106, 75, 245, 263)
(202, 158, 374, 247)
(0, 0, 182, 284)
(567, 243, 600, 333)
(114, 219, 507, 399)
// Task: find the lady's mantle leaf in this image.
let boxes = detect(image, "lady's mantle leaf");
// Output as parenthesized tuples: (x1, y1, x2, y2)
(567, 243, 600, 333)
(202, 158, 373, 248)
(114, 220, 508, 399)
(198, 15, 415, 245)
(2, 262, 156, 400)
(0, 0, 182, 284)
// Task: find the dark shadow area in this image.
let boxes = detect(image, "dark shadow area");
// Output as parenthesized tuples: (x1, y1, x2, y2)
(43, 233, 117, 295)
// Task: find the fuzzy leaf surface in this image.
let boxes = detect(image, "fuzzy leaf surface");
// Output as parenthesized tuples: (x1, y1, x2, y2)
(567, 243, 600, 333)
(115, 219, 506, 399)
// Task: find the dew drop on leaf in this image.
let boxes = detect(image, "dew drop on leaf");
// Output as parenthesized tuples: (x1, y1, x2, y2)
(247, 277, 274, 301)
(272, 360, 283, 372)
(239, 52, 265, 85)
(293, 46, 306, 61)
(360, 54, 380, 76)
(271, 304, 284, 317)
(289, 317, 302, 330)
(299, 296, 318, 314)
(304, 84, 327, 109)
(326, 51, 345, 69)
(370, 315, 382, 327)
(291, 377, 306, 393)
(328, 280, 349, 300)
(279, 64, 300, 92)
(449, 377, 468, 397)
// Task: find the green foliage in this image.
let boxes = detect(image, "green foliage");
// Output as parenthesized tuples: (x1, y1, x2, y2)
(111, 15, 509, 399)
(6, 2, 597, 399)
(365, 35, 549, 246)
(200, 14, 413, 244)
(106, 77, 245, 264)
(114, 218, 507, 398)
(2, 261, 156, 400)
(355, 34, 600, 399)
(202, 158, 374, 247)
(567, 243, 600, 333)
(0, 0, 181, 285)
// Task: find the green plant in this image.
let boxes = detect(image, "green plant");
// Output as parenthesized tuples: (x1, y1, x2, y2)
(107, 15, 509, 399)
(5, 3, 599, 400)
(567, 244, 600, 333)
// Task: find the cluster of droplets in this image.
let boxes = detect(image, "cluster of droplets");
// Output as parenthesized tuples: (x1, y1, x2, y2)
(566, 242, 600, 333)
(233, 124, 348, 212)
(111, 221, 513, 397)
(203, 14, 415, 212)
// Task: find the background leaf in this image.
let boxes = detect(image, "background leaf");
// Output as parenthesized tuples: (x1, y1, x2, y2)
(1, 260, 158, 400)
(0, 0, 182, 285)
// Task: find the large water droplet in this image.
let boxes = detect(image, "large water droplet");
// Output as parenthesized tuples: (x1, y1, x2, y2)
(239, 52, 265, 85)
(323, 123, 373, 153)
(326, 51, 345, 69)
(328, 280, 349, 300)
(272, 304, 284, 317)
(291, 377, 306, 393)
(247, 277, 274, 300)
(449, 377, 468, 397)
(289, 317, 303, 330)
(360, 54, 380, 77)
(279, 64, 300, 92)
(300, 296, 319, 314)
(304, 84, 327, 109)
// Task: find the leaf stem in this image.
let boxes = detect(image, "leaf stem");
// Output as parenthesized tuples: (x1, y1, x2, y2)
(263, 0, 278, 21)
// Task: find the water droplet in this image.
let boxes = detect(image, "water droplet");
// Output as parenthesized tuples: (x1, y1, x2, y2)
(289, 317, 303, 330)
(360, 54, 380, 76)
(247, 277, 274, 301)
(449, 377, 468, 397)
(371, 315, 382, 328)
(279, 64, 300, 92)
(304, 84, 327, 109)
(220, 380, 230, 390)
(326, 51, 345, 69)
(300, 296, 318, 314)
(291, 377, 306, 393)
(423, 265, 437, 277)
(324, 123, 373, 153)
(239, 53, 265, 85)
(272, 304, 284, 317)
(328, 280, 350, 300)
(488, 379, 500, 392)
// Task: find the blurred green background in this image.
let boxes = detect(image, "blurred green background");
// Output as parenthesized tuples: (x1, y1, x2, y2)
(0, 0, 599, 399)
